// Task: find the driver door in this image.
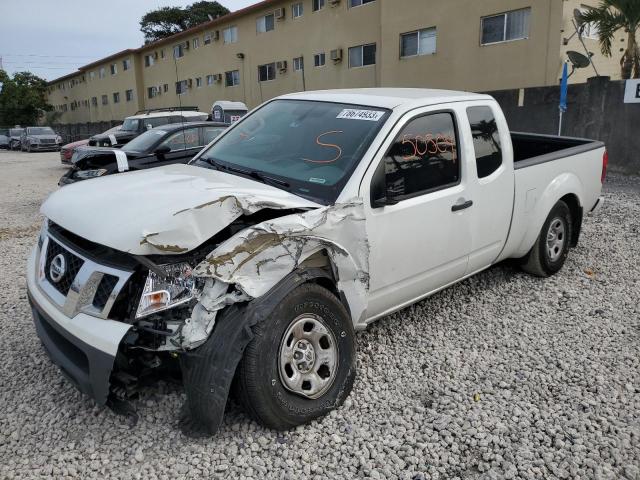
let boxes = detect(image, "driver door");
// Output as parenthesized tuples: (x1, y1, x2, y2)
(362, 107, 473, 320)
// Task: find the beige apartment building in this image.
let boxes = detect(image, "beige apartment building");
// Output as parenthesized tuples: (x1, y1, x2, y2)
(47, 0, 620, 124)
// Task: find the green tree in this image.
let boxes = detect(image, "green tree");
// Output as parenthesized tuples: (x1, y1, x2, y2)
(580, 0, 640, 79)
(140, 1, 230, 43)
(0, 70, 51, 126)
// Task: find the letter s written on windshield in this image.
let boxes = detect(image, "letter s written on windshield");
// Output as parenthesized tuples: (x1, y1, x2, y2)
(303, 130, 344, 164)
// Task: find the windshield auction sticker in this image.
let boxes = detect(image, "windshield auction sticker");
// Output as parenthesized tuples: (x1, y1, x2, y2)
(336, 109, 385, 121)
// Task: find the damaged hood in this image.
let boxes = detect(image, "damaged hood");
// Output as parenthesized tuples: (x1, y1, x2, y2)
(41, 163, 321, 255)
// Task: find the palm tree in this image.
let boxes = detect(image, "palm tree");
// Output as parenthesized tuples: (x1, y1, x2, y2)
(580, 0, 640, 79)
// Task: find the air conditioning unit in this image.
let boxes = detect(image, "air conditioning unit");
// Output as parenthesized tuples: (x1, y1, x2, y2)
(213, 73, 222, 82)
(184, 40, 190, 50)
(187, 78, 193, 88)
(157, 85, 162, 95)
(277, 60, 288, 72)
(153, 51, 159, 59)
(330, 48, 343, 62)
(213, 30, 220, 40)
(330, 0, 340, 6)
(274, 7, 286, 20)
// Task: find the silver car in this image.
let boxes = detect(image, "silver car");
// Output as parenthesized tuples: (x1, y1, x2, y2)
(21, 126, 63, 152)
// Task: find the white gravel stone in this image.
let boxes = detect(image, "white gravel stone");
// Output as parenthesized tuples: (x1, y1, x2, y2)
(0, 151, 638, 480)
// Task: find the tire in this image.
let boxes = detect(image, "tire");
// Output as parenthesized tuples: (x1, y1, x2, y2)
(234, 283, 356, 430)
(521, 200, 572, 277)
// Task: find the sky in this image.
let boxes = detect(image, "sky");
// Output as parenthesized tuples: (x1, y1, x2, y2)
(0, 0, 257, 81)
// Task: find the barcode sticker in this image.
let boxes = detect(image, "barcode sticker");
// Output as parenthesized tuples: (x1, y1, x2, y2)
(336, 109, 385, 121)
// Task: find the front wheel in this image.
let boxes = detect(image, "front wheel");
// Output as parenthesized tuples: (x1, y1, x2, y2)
(234, 283, 356, 430)
(521, 200, 572, 277)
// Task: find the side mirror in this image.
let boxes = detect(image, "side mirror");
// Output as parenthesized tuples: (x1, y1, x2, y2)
(371, 175, 400, 208)
(155, 145, 171, 156)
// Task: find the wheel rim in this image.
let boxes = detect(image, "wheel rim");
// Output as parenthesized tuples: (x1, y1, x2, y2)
(278, 314, 338, 399)
(546, 217, 566, 262)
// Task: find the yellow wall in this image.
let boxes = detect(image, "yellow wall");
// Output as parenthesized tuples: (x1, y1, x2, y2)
(47, 0, 622, 124)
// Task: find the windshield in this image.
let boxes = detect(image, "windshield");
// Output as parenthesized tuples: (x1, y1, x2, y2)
(196, 100, 390, 204)
(122, 128, 168, 152)
(10, 129, 23, 136)
(121, 118, 140, 131)
(27, 127, 55, 135)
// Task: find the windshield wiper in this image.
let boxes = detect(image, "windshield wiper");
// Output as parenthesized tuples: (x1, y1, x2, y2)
(205, 158, 290, 189)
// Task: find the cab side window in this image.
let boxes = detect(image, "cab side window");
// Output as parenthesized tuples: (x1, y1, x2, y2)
(159, 128, 200, 151)
(371, 112, 460, 205)
(467, 106, 502, 178)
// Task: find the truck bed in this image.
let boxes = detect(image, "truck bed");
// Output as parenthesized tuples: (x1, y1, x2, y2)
(511, 132, 604, 169)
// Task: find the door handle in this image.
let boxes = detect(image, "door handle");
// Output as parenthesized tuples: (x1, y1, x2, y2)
(451, 200, 473, 212)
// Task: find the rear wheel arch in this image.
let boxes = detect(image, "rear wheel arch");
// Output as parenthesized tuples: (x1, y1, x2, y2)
(559, 193, 583, 247)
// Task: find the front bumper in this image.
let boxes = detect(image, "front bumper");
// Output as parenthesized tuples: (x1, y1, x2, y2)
(26, 246, 132, 405)
(30, 144, 61, 151)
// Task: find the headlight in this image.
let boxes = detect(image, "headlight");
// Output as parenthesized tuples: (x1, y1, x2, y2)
(56, 136, 63, 144)
(136, 262, 199, 318)
(30, 137, 39, 143)
(75, 169, 108, 179)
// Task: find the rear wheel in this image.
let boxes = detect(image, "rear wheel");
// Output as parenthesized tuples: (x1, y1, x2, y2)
(234, 283, 356, 430)
(521, 200, 572, 277)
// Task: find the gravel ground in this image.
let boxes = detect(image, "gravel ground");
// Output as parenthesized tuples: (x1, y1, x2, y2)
(0, 150, 638, 480)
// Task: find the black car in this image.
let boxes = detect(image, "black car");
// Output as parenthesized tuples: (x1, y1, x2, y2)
(87, 107, 209, 147)
(59, 122, 226, 185)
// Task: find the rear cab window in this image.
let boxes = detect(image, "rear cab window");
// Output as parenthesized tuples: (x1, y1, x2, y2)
(467, 106, 502, 178)
(371, 111, 460, 205)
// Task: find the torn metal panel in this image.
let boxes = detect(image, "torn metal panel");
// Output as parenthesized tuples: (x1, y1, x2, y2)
(41, 164, 320, 255)
(193, 199, 369, 326)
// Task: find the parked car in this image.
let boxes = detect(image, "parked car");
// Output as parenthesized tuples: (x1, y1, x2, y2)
(8, 128, 24, 150)
(87, 107, 209, 147)
(60, 125, 122, 165)
(20, 126, 63, 152)
(59, 122, 227, 185)
(0, 129, 9, 149)
(27, 89, 606, 435)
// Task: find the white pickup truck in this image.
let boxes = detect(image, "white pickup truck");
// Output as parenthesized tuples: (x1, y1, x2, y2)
(27, 89, 606, 434)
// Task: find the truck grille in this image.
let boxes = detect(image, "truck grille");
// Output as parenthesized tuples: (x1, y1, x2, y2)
(37, 232, 134, 319)
(44, 240, 84, 295)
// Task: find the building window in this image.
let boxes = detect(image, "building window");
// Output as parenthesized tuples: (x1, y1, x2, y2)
(123, 59, 131, 71)
(293, 56, 304, 71)
(163, 84, 168, 93)
(125, 89, 133, 102)
(257, 13, 275, 33)
(467, 106, 502, 179)
(101, 95, 108, 105)
(223, 26, 238, 43)
(174, 44, 185, 58)
(196, 77, 202, 88)
(401, 27, 437, 57)
(193, 37, 200, 49)
(89, 71, 95, 80)
(176, 80, 188, 94)
(160, 49, 165, 58)
(350, 0, 375, 6)
(99, 67, 106, 78)
(225, 70, 240, 86)
(312, 0, 325, 11)
(292, 2, 303, 18)
(91, 97, 97, 107)
(110, 64, 117, 75)
(204, 33, 212, 45)
(314, 53, 326, 67)
(207, 74, 214, 85)
(481, 8, 531, 45)
(113, 92, 120, 103)
(144, 55, 155, 67)
(148, 86, 158, 98)
(349, 43, 376, 67)
(258, 63, 276, 82)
